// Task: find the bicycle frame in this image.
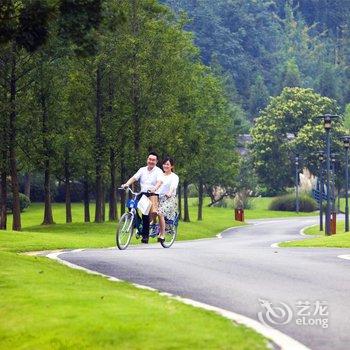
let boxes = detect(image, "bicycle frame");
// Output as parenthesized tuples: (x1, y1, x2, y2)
(119, 187, 142, 233)
(116, 186, 178, 249)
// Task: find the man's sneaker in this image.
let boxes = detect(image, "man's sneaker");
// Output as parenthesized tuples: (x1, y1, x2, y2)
(141, 237, 149, 244)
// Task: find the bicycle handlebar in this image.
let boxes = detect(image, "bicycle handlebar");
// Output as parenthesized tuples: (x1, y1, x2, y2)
(118, 186, 141, 196)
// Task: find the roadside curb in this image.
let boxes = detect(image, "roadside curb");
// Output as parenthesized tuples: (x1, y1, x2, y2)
(45, 249, 310, 350)
(338, 254, 350, 261)
(270, 223, 318, 248)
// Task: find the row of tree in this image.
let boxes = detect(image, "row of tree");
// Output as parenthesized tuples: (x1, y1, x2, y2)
(0, 0, 242, 231)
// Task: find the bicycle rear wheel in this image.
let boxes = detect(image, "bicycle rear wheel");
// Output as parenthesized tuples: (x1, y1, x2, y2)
(116, 213, 134, 250)
(161, 224, 177, 248)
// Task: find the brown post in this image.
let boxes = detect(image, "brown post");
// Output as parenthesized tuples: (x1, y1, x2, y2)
(331, 212, 336, 234)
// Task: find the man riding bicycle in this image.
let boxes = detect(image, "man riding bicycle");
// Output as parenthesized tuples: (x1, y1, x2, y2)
(121, 152, 163, 244)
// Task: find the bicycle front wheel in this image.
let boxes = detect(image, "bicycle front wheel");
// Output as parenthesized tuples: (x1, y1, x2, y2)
(161, 224, 177, 248)
(116, 213, 134, 250)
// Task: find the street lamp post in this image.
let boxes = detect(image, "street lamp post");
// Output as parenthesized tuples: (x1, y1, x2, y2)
(342, 137, 350, 232)
(325, 116, 332, 236)
(320, 114, 339, 236)
(331, 153, 336, 214)
(317, 151, 325, 231)
(295, 155, 299, 213)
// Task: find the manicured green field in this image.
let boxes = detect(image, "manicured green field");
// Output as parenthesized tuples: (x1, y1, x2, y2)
(2, 197, 316, 252)
(0, 197, 319, 349)
(0, 199, 283, 350)
(2, 201, 245, 252)
(0, 250, 269, 350)
(245, 197, 317, 219)
(281, 219, 350, 248)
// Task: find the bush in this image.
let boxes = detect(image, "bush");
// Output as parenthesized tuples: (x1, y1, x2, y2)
(212, 197, 238, 209)
(6, 193, 31, 213)
(268, 194, 317, 212)
(257, 186, 286, 197)
(234, 197, 253, 209)
(54, 181, 85, 202)
(233, 190, 253, 209)
(19, 173, 58, 202)
(187, 184, 198, 198)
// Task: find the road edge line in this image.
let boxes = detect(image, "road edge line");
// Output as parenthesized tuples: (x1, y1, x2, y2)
(338, 254, 350, 261)
(270, 223, 319, 248)
(46, 249, 310, 350)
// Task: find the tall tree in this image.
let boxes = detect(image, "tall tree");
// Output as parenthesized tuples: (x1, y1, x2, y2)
(250, 87, 341, 193)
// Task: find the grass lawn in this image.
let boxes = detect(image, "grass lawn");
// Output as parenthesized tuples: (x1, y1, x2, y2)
(1, 197, 316, 252)
(280, 219, 350, 248)
(0, 199, 285, 350)
(0, 250, 269, 349)
(244, 197, 317, 219)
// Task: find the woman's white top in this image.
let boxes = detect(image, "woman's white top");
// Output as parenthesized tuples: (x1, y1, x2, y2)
(157, 172, 179, 196)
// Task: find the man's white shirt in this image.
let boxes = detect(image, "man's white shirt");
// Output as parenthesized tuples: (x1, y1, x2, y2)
(133, 166, 163, 193)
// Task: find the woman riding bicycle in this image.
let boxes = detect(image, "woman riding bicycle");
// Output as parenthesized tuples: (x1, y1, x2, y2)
(150, 156, 179, 243)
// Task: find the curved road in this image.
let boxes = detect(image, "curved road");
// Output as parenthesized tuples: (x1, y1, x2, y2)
(58, 217, 350, 350)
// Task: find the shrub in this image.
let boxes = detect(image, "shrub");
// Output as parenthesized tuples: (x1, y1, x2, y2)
(234, 190, 253, 209)
(19, 173, 58, 202)
(213, 198, 229, 208)
(187, 184, 198, 198)
(54, 181, 85, 202)
(257, 186, 286, 197)
(268, 194, 317, 212)
(6, 193, 31, 213)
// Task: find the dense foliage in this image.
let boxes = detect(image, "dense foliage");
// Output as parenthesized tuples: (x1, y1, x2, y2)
(1, 0, 349, 229)
(268, 193, 317, 212)
(0, 0, 241, 230)
(164, 0, 350, 120)
(250, 87, 346, 193)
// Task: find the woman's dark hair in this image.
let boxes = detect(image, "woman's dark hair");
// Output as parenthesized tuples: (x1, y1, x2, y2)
(162, 156, 175, 168)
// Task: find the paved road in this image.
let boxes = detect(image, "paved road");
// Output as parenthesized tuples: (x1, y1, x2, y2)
(59, 217, 350, 350)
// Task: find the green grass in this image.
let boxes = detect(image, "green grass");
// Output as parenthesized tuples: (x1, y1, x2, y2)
(0, 197, 317, 349)
(280, 219, 350, 248)
(0, 250, 268, 349)
(1, 198, 316, 252)
(245, 196, 317, 219)
(0, 200, 274, 349)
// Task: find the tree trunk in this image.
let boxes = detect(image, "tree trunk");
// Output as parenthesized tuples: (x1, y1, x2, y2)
(177, 183, 182, 220)
(207, 186, 216, 206)
(109, 148, 117, 221)
(197, 178, 203, 221)
(24, 172, 31, 199)
(102, 183, 106, 222)
(208, 193, 228, 207)
(94, 65, 104, 223)
(9, 44, 21, 231)
(120, 143, 126, 216)
(42, 160, 54, 225)
(41, 67, 54, 226)
(83, 175, 90, 223)
(0, 171, 7, 230)
(131, 0, 141, 166)
(183, 180, 190, 222)
(64, 152, 72, 223)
